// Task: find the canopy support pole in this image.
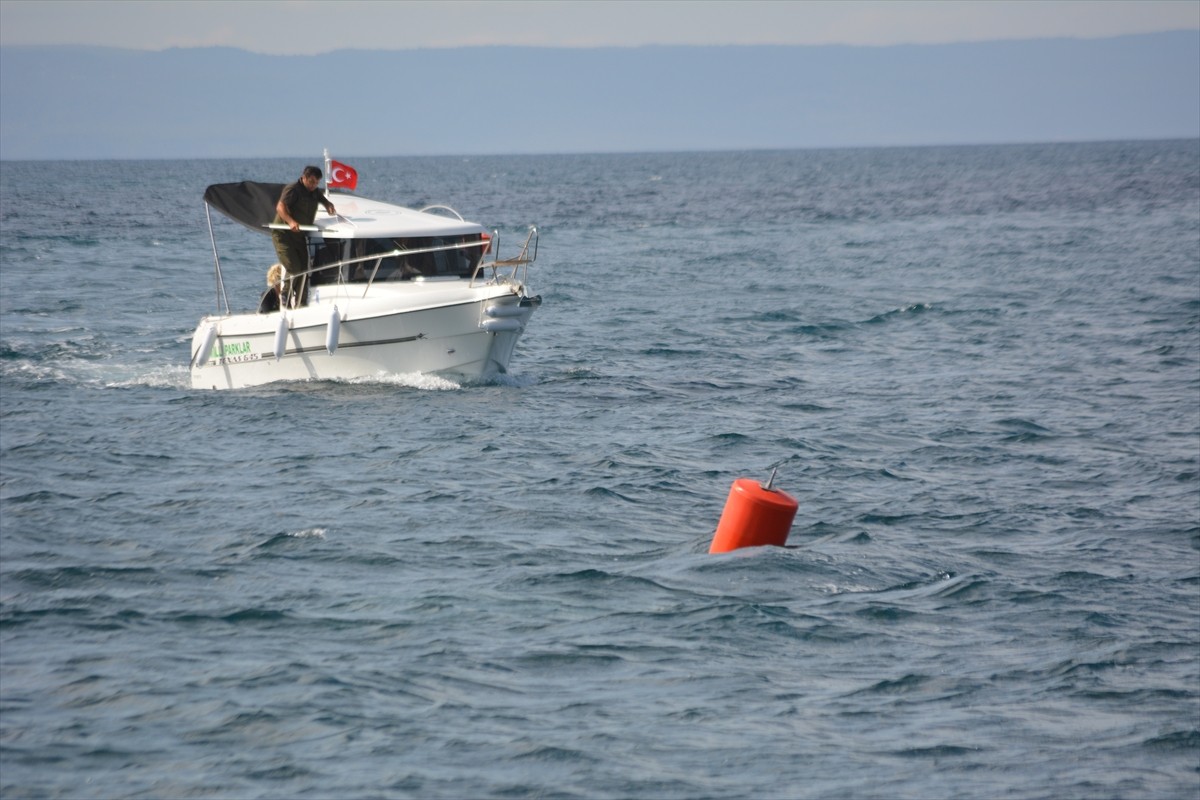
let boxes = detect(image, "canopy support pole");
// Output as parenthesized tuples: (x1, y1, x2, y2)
(205, 203, 230, 315)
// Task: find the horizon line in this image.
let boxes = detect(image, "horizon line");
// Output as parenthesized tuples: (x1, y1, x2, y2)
(3, 136, 1196, 165)
(2, 28, 1197, 55)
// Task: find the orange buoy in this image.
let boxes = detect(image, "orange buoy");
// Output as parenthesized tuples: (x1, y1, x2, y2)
(709, 470, 798, 553)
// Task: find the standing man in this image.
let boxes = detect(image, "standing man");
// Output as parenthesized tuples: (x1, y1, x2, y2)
(272, 166, 336, 307)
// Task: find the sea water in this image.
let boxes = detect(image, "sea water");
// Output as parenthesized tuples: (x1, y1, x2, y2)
(1, 142, 1198, 799)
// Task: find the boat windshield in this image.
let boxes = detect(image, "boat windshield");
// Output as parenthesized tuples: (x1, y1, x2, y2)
(310, 234, 486, 285)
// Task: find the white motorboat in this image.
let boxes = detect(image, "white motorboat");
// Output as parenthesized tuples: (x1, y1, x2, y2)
(189, 159, 540, 390)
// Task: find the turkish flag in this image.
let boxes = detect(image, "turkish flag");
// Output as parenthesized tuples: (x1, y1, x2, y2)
(329, 160, 358, 190)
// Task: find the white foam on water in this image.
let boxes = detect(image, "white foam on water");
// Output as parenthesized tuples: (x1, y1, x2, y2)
(287, 528, 327, 539)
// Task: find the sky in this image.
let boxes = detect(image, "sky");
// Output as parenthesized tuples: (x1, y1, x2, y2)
(1, 0, 1197, 53)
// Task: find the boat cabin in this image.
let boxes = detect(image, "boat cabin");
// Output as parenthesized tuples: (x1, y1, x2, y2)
(203, 180, 497, 312)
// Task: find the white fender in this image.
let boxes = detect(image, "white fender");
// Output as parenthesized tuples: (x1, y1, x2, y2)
(480, 317, 523, 333)
(326, 306, 341, 355)
(274, 315, 289, 361)
(485, 304, 525, 318)
(193, 324, 218, 367)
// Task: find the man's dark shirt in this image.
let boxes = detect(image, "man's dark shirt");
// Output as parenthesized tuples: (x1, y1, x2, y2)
(273, 180, 328, 226)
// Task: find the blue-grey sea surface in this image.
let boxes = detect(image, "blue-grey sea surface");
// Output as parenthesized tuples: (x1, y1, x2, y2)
(2, 142, 1198, 799)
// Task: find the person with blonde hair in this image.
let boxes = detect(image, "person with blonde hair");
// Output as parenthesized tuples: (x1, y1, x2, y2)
(257, 263, 286, 313)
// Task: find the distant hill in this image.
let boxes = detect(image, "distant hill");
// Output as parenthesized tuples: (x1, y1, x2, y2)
(1, 32, 1197, 160)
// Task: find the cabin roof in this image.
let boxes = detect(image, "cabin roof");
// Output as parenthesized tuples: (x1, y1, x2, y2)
(203, 182, 485, 240)
(317, 192, 485, 239)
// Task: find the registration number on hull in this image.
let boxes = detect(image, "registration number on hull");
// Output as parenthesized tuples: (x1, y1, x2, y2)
(207, 340, 259, 365)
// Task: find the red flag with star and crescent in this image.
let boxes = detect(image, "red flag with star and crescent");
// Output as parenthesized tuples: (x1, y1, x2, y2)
(329, 160, 358, 191)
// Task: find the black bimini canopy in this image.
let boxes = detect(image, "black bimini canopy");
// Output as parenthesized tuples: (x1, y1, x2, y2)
(204, 181, 286, 235)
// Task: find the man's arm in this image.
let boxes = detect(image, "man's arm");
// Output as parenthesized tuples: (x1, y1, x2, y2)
(317, 189, 336, 216)
(276, 198, 300, 231)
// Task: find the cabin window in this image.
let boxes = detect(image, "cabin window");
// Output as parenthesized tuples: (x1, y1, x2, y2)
(309, 241, 345, 285)
(354, 235, 486, 281)
(347, 238, 405, 282)
(307, 234, 487, 284)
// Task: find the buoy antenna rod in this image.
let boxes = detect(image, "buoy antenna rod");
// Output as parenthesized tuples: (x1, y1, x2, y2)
(763, 466, 779, 491)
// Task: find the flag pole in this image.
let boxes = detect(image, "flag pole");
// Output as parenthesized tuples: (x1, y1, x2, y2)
(323, 148, 331, 189)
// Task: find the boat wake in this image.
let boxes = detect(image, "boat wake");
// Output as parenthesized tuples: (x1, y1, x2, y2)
(341, 370, 538, 390)
(343, 371, 464, 391)
(1, 351, 534, 393)
(0, 350, 193, 391)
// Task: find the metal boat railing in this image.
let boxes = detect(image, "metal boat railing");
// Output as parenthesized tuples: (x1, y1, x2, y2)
(290, 239, 511, 301)
(419, 205, 466, 220)
(470, 226, 538, 288)
(352, 240, 489, 297)
(259, 240, 493, 301)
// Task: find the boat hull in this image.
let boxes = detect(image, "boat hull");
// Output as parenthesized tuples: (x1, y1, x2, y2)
(190, 281, 537, 390)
